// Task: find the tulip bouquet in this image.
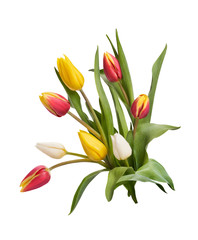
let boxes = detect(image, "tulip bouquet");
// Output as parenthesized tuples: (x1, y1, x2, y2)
(20, 30, 179, 214)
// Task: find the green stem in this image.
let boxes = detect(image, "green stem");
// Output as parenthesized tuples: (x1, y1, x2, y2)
(125, 159, 130, 167)
(68, 111, 101, 140)
(133, 118, 139, 138)
(49, 158, 109, 171)
(118, 81, 129, 106)
(80, 89, 108, 148)
(66, 152, 88, 158)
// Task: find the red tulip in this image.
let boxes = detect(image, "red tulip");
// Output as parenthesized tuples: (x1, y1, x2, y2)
(103, 52, 122, 82)
(39, 92, 70, 117)
(20, 165, 50, 192)
(131, 94, 150, 119)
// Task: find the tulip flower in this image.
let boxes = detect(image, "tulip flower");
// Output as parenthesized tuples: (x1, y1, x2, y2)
(131, 94, 150, 119)
(39, 92, 70, 117)
(78, 130, 107, 161)
(111, 133, 132, 160)
(57, 55, 84, 91)
(36, 142, 67, 159)
(103, 52, 122, 82)
(20, 165, 50, 192)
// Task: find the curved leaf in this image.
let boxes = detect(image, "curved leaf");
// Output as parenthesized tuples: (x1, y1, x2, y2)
(105, 167, 134, 201)
(137, 159, 174, 190)
(133, 123, 180, 169)
(69, 169, 107, 214)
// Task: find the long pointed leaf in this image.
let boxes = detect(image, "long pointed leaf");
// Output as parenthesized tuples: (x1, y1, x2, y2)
(141, 45, 167, 124)
(94, 47, 115, 165)
(116, 29, 134, 106)
(106, 34, 118, 58)
(109, 87, 128, 138)
(69, 169, 107, 214)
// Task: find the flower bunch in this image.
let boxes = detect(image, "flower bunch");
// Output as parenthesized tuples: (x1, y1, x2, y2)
(20, 30, 179, 214)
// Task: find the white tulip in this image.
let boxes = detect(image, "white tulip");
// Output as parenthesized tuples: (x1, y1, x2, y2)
(111, 133, 132, 160)
(36, 142, 67, 159)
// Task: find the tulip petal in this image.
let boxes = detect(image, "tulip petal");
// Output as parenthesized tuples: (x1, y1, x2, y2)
(36, 142, 66, 159)
(78, 130, 107, 161)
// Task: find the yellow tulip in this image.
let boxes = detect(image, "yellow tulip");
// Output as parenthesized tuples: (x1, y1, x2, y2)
(57, 55, 84, 91)
(78, 130, 107, 161)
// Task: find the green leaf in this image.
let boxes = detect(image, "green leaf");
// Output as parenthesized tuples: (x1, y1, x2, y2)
(116, 29, 134, 107)
(137, 159, 174, 190)
(69, 169, 107, 214)
(109, 87, 128, 138)
(124, 181, 138, 203)
(99, 69, 126, 107)
(94, 47, 115, 165)
(105, 167, 135, 201)
(141, 45, 167, 124)
(106, 34, 118, 58)
(54, 67, 90, 125)
(116, 173, 158, 185)
(133, 123, 180, 169)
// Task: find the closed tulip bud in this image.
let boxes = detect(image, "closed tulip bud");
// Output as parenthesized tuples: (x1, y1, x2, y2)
(131, 94, 150, 119)
(78, 130, 107, 161)
(111, 133, 132, 160)
(103, 52, 122, 82)
(39, 92, 70, 117)
(57, 55, 84, 91)
(20, 165, 50, 192)
(36, 142, 67, 159)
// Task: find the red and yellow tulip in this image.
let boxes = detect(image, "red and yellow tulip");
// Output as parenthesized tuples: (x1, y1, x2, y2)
(39, 92, 70, 117)
(20, 165, 50, 192)
(103, 52, 122, 82)
(131, 94, 150, 119)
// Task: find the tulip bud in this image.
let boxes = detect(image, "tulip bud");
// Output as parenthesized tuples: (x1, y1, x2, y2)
(131, 94, 150, 119)
(20, 165, 50, 192)
(57, 55, 84, 91)
(36, 142, 67, 159)
(103, 52, 122, 82)
(78, 130, 107, 161)
(39, 92, 70, 117)
(111, 133, 132, 160)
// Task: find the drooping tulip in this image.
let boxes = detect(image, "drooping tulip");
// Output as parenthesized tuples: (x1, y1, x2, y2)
(39, 92, 70, 117)
(111, 133, 132, 160)
(131, 94, 150, 119)
(103, 52, 122, 82)
(78, 130, 107, 161)
(36, 142, 67, 159)
(20, 165, 50, 192)
(57, 55, 84, 91)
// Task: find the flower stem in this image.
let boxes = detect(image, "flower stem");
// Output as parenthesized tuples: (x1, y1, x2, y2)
(68, 111, 101, 140)
(80, 89, 108, 148)
(66, 152, 88, 158)
(133, 118, 139, 138)
(49, 158, 109, 171)
(118, 81, 129, 105)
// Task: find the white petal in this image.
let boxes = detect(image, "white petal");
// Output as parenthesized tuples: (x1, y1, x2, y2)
(36, 142, 66, 159)
(111, 133, 132, 160)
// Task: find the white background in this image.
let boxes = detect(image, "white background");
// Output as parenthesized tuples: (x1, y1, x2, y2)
(0, 0, 197, 239)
